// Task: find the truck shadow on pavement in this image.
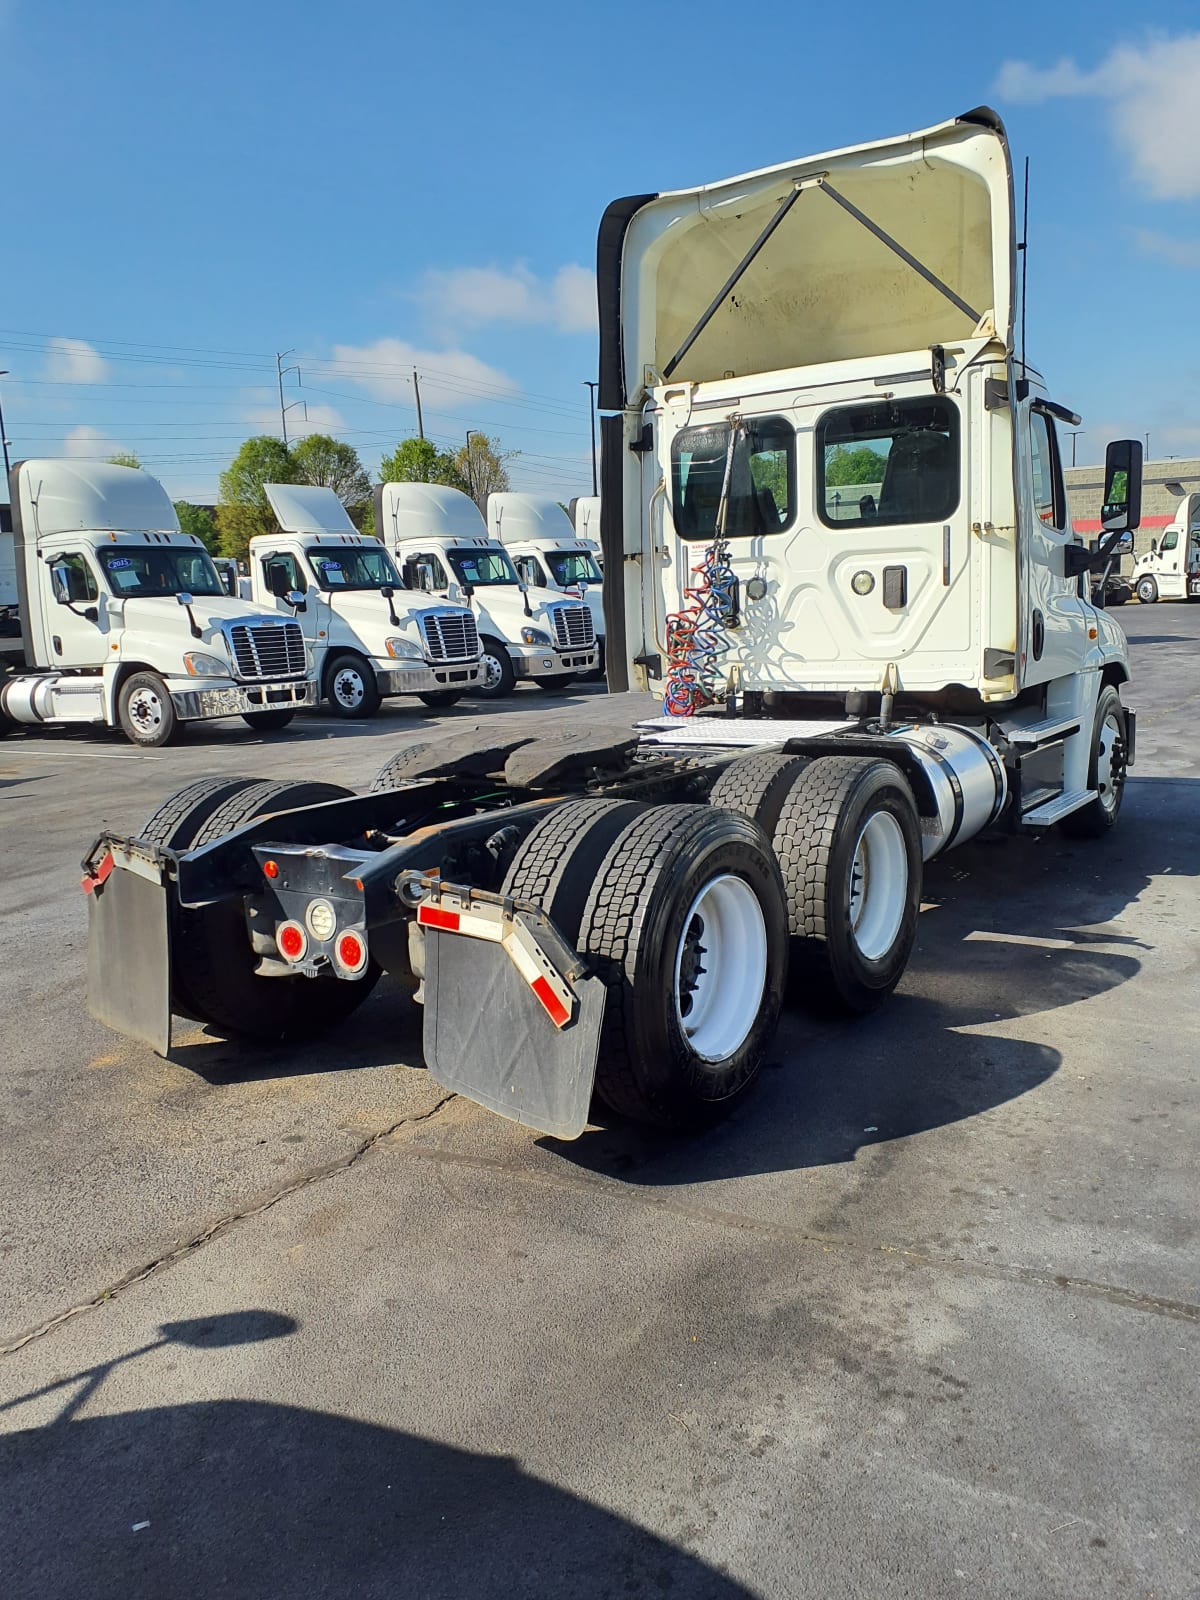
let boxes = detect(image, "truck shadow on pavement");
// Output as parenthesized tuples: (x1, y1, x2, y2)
(0, 1312, 751, 1600)
(554, 777, 1196, 1186)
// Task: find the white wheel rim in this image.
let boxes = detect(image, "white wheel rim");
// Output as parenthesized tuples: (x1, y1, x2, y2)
(673, 873, 768, 1062)
(1096, 711, 1124, 816)
(481, 653, 504, 688)
(128, 686, 163, 731)
(332, 668, 365, 709)
(847, 810, 908, 961)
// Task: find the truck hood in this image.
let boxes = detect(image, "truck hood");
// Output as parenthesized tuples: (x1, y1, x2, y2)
(319, 589, 458, 633)
(599, 106, 1014, 406)
(116, 595, 296, 654)
(470, 585, 570, 632)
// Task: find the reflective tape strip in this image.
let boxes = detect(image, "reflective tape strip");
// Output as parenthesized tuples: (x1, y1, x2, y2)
(418, 900, 504, 943)
(416, 888, 575, 1029)
(530, 975, 571, 1028)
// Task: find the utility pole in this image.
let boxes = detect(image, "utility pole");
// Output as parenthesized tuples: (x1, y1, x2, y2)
(1144, 432, 1150, 462)
(582, 380, 599, 495)
(413, 369, 425, 440)
(0, 371, 10, 478)
(276, 351, 305, 446)
(1067, 430, 1084, 467)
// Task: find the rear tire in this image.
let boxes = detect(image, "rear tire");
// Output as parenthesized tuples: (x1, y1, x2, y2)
(708, 751, 811, 839)
(772, 756, 922, 1015)
(169, 779, 380, 1042)
(1136, 576, 1158, 604)
(324, 653, 381, 718)
(1059, 684, 1127, 838)
(139, 777, 266, 851)
(241, 710, 295, 732)
(508, 803, 787, 1128)
(118, 670, 179, 748)
(418, 691, 462, 709)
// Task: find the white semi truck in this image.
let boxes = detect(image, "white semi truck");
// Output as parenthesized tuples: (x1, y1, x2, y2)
(247, 483, 482, 716)
(571, 495, 603, 565)
(1, 460, 315, 746)
(84, 107, 1140, 1140)
(488, 491, 605, 677)
(373, 481, 597, 696)
(1130, 491, 1200, 603)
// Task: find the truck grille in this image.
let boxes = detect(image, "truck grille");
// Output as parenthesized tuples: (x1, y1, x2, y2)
(227, 620, 306, 680)
(421, 610, 480, 663)
(551, 605, 595, 651)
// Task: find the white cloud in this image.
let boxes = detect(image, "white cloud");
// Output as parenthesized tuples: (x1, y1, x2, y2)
(994, 34, 1200, 199)
(62, 425, 126, 458)
(43, 337, 109, 385)
(1134, 229, 1200, 269)
(418, 263, 597, 335)
(327, 337, 519, 412)
(240, 400, 347, 439)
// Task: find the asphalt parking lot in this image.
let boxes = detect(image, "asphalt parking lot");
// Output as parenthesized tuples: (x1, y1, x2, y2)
(1, 614, 1198, 1600)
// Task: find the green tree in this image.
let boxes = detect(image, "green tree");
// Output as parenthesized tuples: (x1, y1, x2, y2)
(379, 437, 466, 491)
(217, 435, 298, 560)
(453, 433, 518, 513)
(825, 446, 889, 487)
(174, 501, 218, 551)
(106, 451, 142, 469)
(291, 434, 371, 512)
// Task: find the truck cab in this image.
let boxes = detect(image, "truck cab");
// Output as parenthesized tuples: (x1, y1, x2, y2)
(1, 459, 315, 745)
(250, 483, 482, 717)
(374, 482, 598, 696)
(1130, 492, 1200, 603)
(488, 492, 605, 677)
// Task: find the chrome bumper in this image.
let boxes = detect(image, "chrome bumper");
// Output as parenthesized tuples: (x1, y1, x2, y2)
(510, 645, 598, 679)
(378, 660, 482, 695)
(170, 679, 317, 720)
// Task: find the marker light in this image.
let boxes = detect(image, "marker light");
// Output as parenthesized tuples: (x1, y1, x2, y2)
(305, 899, 336, 941)
(262, 860, 279, 879)
(277, 922, 307, 962)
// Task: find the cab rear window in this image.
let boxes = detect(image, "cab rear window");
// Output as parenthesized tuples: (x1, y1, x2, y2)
(817, 398, 959, 527)
(671, 417, 793, 540)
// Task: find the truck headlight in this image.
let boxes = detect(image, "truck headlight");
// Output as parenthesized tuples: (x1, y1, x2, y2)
(521, 627, 551, 646)
(183, 651, 228, 677)
(385, 636, 423, 659)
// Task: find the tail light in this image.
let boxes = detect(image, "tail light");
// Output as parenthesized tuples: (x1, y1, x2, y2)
(276, 921, 307, 962)
(334, 928, 368, 975)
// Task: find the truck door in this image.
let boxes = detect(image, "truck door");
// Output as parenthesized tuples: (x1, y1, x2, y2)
(515, 554, 548, 588)
(259, 548, 318, 642)
(402, 553, 450, 596)
(1155, 527, 1185, 597)
(42, 551, 107, 668)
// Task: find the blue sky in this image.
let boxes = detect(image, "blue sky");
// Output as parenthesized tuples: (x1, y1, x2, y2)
(2, 0, 1198, 501)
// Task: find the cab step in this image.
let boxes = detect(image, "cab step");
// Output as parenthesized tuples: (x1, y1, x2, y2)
(1008, 716, 1082, 749)
(1021, 788, 1097, 828)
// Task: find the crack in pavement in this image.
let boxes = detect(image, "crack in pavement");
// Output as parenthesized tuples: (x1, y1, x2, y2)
(0, 1095, 457, 1357)
(393, 1141, 1200, 1326)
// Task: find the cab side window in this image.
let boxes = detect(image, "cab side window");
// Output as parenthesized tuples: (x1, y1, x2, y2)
(50, 553, 99, 604)
(262, 553, 305, 598)
(1030, 410, 1066, 530)
(403, 555, 448, 592)
(1159, 529, 1179, 553)
(516, 556, 546, 587)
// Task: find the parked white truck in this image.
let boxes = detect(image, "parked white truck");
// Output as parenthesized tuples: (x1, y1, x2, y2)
(488, 491, 605, 677)
(373, 481, 597, 696)
(1130, 491, 1200, 603)
(248, 483, 482, 716)
(1, 460, 315, 745)
(85, 107, 1141, 1141)
(570, 495, 604, 567)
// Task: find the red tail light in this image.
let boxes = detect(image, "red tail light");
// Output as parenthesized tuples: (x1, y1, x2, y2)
(277, 922, 307, 962)
(335, 929, 368, 975)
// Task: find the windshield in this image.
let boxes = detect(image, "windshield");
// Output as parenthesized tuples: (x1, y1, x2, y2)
(446, 548, 518, 587)
(97, 546, 224, 598)
(306, 545, 400, 590)
(546, 551, 602, 587)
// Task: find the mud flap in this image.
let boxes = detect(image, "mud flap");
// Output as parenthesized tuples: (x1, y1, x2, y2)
(422, 929, 606, 1139)
(86, 863, 172, 1057)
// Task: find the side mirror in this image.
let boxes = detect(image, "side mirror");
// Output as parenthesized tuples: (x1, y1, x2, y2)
(1101, 439, 1143, 533)
(176, 590, 195, 607)
(517, 580, 529, 593)
(380, 584, 395, 599)
(1150, 538, 1158, 554)
(286, 589, 307, 613)
(50, 563, 71, 603)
